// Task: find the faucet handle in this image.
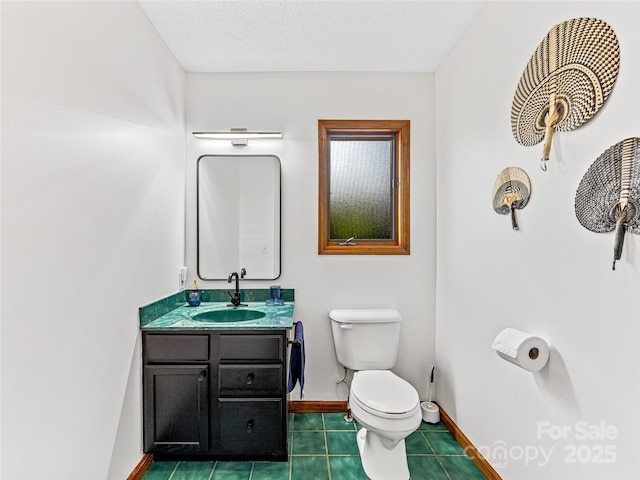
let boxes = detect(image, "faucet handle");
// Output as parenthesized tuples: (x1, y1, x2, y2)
(240, 268, 247, 278)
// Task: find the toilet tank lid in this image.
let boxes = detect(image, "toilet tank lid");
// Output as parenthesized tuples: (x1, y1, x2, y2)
(329, 308, 402, 323)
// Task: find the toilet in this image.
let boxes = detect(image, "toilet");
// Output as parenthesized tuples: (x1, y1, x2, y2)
(329, 308, 421, 480)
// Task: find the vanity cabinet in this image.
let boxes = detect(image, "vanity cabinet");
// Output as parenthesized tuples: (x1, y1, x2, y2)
(142, 330, 288, 461)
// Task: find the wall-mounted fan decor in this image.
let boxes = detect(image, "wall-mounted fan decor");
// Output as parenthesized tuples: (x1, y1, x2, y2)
(575, 138, 640, 270)
(492, 167, 531, 231)
(511, 18, 620, 171)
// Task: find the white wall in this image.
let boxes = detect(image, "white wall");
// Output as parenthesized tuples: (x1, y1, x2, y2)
(185, 73, 437, 401)
(436, 2, 640, 479)
(1, 2, 185, 479)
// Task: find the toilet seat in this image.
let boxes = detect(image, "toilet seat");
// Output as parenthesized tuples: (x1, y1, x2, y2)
(351, 371, 420, 419)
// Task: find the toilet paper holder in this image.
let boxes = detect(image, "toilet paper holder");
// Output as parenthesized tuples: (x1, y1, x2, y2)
(491, 328, 550, 372)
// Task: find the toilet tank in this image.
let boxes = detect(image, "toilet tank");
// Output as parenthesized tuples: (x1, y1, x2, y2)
(329, 308, 403, 370)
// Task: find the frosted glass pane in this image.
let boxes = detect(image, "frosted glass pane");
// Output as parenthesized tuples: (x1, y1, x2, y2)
(329, 140, 393, 240)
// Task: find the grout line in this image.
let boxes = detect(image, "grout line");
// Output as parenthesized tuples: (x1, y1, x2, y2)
(166, 461, 180, 480)
(323, 414, 332, 480)
(207, 461, 216, 480)
(418, 430, 434, 455)
(289, 414, 294, 479)
(420, 431, 455, 480)
(434, 454, 454, 480)
(289, 455, 293, 480)
(434, 453, 473, 457)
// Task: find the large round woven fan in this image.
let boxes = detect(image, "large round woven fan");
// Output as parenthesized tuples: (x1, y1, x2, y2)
(511, 17, 620, 171)
(575, 138, 640, 270)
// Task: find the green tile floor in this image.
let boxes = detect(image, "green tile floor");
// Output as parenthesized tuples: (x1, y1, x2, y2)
(142, 412, 486, 480)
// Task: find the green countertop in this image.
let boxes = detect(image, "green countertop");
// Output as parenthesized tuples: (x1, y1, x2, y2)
(141, 301, 295, 331)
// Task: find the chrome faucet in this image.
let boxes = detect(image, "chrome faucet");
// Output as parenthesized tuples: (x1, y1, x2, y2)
(227, 268, 247, 307)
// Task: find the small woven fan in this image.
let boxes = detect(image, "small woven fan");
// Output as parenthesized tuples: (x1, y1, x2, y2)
(492, 167, 532, 231)
(575, 138, 640, 270)
(511, 17, 620, 171)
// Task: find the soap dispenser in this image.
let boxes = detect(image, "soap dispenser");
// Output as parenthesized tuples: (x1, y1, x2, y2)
(187, 280, 202, 307)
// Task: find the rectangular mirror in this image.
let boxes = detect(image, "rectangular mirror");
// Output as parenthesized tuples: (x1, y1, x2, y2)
(197, 155, 281, 280)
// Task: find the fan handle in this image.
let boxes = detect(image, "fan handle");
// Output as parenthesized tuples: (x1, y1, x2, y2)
(612, 213, 627, 270)
(541, 103, 561, 171)
(510, 204, 519, 231)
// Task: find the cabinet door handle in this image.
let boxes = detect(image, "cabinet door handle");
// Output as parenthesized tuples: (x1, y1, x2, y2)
(246, 373, 254, 385)
(246, 420, 254, 433)
(198, 370, 207, 382)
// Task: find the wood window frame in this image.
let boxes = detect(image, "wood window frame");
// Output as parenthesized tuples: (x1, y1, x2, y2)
(318, 119, 410, 255)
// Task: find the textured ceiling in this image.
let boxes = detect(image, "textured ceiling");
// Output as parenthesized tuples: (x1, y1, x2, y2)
(138, 0, 487, 72)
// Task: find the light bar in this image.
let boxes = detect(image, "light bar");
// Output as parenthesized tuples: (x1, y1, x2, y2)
(192, 128, 283, 146)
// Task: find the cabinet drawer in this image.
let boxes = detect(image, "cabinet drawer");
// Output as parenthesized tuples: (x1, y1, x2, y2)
(219, 365, 282, 396)
(145, 334, 209, 362)
(219, 399, 284, 454)
(219, 334, 283, 362)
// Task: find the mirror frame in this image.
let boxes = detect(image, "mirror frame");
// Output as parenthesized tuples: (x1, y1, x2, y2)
(196, 154, 282, 280)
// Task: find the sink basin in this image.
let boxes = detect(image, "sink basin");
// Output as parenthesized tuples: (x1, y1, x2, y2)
(192, 309, 266, 323)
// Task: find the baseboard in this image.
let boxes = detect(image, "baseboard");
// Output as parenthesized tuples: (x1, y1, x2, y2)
(127, 454, 153, 480)
(439, 406, 502, 480)
(288, 400, 348, 413)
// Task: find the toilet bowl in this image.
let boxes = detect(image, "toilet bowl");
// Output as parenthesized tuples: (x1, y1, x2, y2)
(329, 308, 421, 480)
(349, 370, 422, 479)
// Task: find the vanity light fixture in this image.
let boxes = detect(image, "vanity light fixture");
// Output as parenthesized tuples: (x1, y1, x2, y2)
(192, 128, 283, 146)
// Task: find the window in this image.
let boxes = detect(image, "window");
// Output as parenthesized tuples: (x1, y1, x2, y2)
(318, 120, 410, 255)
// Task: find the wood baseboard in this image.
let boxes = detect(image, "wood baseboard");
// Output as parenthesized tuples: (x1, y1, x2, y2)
(127, 454, 153, 480)
(439, 406, 502, 480)
(288, 400, 348, 413)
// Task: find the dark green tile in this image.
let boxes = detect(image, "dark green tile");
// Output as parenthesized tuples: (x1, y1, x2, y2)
(407, 455, 448, 480)
(326, 431, 359, 455)
(405, 431, 433, 455)
(288, 413, 294, 431)
(251, 461, 290, 480)
(293, 413, 324, 430)
(329, 455, 368, 480)
(142, 461, 177, 480)
(171, 461, 215, 480)
(419, 421, 447, 432)
(439, 455, 486, 480)
(424, 431, 464, 455)
(291, 456, 329, 480)
(323, 413, 356, 431)
(211, 461, 252, 480)
(292, 430, 327, 455)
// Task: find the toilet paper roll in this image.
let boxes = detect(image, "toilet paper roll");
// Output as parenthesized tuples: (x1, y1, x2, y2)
(491, 328, 549, 372)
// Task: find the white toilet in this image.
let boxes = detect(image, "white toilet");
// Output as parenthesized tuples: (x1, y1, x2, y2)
(329, 308, 421, 480)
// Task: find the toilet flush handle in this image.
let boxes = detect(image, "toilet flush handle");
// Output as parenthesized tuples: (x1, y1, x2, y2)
(341, 324, 353, 330)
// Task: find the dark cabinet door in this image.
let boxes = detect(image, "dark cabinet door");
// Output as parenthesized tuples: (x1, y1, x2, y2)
(144, 364, 209, 454)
